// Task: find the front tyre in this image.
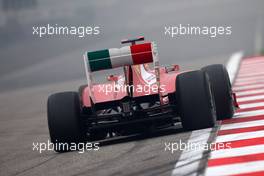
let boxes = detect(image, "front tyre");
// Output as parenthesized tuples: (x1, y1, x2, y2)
(47, 92, 86, 152)
(176, 70, 216, 130)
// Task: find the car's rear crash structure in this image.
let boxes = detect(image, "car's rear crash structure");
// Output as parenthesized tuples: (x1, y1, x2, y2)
(47, 37, 238, 152)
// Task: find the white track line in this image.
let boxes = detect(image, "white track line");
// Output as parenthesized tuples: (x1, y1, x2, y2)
(242, 58, 264, 64)
(236, 79, 264, 85)
(205, 160, 264, 176)
(239, 68, 264, 73)
(220, 119, 264, 130)
(239, 69, 264, 73)
(240, 63, 264, 68)
(236, 89, 264, 96)
(226, 51, 243, 84)
(243, 58, 264, 63)
(239, 102, 264, 109)
(210, 144, 264, 159)
(215, 130, 264, 143)
(233, 84, 264, 91)
(239, 65, 264, 70)
(234, 109, 264, 118)
(237, 95, 264, 102)
(241, 64, 264, 68)
(236, 75, 264, 82)
(235, 79, 264, 86)
(171, 128, 212, 176)
(238, 72, 264, 77)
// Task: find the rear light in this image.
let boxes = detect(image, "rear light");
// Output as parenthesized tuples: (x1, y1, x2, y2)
(122, 102, 131, 113)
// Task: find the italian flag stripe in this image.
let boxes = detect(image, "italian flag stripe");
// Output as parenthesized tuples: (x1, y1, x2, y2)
(87, 49, 112, 72)
(131, 43, 153, 64)
(87, 43, 154, 72)
(109, 46, 133, 68)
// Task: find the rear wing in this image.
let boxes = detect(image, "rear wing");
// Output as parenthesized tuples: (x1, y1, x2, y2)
(83, 41, 161, 103)
(86, 42, 155, 72)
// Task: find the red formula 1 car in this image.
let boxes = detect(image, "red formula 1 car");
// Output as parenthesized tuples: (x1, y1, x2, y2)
(47, 36, 237, 152)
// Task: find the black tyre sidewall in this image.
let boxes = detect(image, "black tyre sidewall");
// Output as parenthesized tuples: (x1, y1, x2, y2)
(47, 92, 86, 151)
(176, 70, 216, 130)
(202, 64, 234, 120)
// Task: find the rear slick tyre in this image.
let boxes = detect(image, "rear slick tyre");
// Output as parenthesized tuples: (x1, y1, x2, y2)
(47, 92, 86, 152)
(176, 70, 216, 130)
(202, 64, 234, 120)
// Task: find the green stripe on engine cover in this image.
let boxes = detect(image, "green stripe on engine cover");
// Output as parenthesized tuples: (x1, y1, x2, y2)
(87, 49, 112, 72)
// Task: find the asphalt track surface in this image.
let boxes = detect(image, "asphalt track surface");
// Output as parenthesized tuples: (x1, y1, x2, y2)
(0, 0, 264, 176)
